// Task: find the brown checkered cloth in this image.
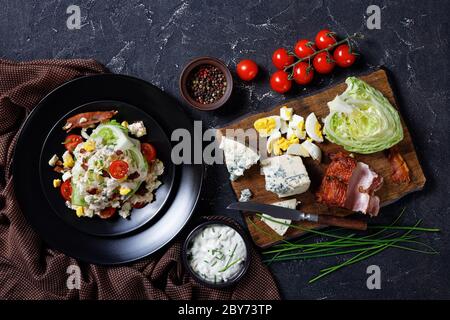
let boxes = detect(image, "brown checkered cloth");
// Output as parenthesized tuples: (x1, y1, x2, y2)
(0, 59, 280, 300)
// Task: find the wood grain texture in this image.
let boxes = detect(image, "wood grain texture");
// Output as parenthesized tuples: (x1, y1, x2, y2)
(218, 69, 426, 248)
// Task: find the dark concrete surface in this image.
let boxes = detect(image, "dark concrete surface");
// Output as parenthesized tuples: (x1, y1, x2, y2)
(1, 0, 449, 299)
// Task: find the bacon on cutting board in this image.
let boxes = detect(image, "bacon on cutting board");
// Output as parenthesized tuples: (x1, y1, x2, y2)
(316, 152, 383, 217)
(388, 147, 410, 184)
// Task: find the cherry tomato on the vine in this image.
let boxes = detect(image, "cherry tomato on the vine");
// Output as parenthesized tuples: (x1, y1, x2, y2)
(270, 70, 292, 94)
(293, 62, 314, 85)
(294, 39, 316, 59)
(236, 59, 259, 81)
(272, 48, 294, 70)
(313, 52, 335, 74)
(333, 44, 357, 68)
(315, 29, 337, 50)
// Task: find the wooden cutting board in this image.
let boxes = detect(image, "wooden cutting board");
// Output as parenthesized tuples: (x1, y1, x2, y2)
(217, 69, 426, 248)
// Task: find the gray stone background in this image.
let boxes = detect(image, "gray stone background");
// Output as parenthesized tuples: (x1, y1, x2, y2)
(1, 0, 449, 299)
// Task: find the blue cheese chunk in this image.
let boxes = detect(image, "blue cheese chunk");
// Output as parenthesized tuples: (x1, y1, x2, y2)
(261, 154, 310, 197)
(128, 121, 147, 137)
(239, 188, 253, 202)
(219, 136, 260, 181)
(261, 198, 297, 236)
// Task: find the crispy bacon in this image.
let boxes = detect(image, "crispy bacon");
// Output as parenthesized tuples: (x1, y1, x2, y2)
(388, 147, 410, 184)
(317, 152, 383, 217)
(63, 110, 118, 132)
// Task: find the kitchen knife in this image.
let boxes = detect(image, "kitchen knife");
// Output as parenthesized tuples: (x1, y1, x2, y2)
(227, 201, 367, 231)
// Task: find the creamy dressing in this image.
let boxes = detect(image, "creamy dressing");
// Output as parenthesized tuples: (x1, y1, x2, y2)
(187, 224, 247, 284)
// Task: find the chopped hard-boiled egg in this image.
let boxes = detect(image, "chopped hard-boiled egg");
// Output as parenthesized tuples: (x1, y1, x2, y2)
(254, 116, 281, 137)
(280, 120, 288, 134)
(267, 131, 282, 154)
(48, 154, 59, 167)
(301, 139, 322, 161)
(62, 151, 74, 168)
(76, 206, 84, 217)
(289, 114, 306, 139)
(53, 179, 61, 188)
(305, 112, 324, 143)
(119, 187, 132, 196)
(287, 143, 309, 157)
(280, 106, 293, 121)
(83, 140, 96, 152)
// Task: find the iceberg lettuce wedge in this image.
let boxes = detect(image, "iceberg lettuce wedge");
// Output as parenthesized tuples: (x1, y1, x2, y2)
(323, 77, 403, 154)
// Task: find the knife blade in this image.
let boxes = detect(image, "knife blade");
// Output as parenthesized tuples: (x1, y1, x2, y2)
(227, 201, 318, 222)
(227, 201, 367, 231)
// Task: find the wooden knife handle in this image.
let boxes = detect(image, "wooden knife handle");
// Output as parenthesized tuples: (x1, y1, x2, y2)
(317, 215, 367, 231)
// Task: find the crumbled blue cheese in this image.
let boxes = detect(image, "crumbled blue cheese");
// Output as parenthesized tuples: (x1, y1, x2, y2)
(48, 154, 59, 166)
(261, 198, 296, 236)
(219, 136, 260, 181)
(261, 154, 310, 197)
(128, 121, 147, 137)
(239, 189, 252, 202)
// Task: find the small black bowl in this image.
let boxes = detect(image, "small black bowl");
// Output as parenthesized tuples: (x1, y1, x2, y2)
(182, 219, 251, 288)
(179, 57, 233, 111)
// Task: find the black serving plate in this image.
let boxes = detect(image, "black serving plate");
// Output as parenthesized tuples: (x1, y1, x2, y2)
(13, 74, 203, 265)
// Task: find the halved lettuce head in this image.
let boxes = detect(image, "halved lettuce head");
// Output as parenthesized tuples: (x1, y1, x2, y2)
(323, 77, 403, 154)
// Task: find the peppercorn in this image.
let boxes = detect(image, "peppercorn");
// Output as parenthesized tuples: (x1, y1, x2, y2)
(187, 64, 227, 104)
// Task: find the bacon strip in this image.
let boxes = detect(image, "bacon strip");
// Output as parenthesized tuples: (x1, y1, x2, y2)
(388, 147, 410, 184)
(63, 110, 118, 132)
(317, 152, 383, 217)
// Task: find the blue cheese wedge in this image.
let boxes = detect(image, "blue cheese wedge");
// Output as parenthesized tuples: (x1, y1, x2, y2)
(261, 198, 297, 236)
(219, 136, 260, 181)
(260, 154, 311, 197)
(239, 188, 252, 202)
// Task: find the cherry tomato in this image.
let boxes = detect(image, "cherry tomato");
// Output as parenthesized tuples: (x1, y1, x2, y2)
(133, 202, 148, 209)
(315, 29, 337, 50)
(60, 180, 72, 201)
(109, 160, 129, 179)
(100, 207, 116, 219)
(236, 59, 258, 81)
(313, 52, 335, 74)
(64, 134, 83, 152)
(270, 70, 292, 94)
(294, 39, 316, 59)
(272, 48, 294, 70)
(141, 143, 157, 162)
(293, 62, 314, 85)
(333, 44, 357, 68)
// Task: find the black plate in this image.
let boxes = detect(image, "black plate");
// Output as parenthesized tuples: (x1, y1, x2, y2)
(13, 74, 203, 265)
(40, 101, 175, 237)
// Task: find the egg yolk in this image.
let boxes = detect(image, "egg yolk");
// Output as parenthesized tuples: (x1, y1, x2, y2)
(254, 117, 277, 135)
(314, 122, 323, 139)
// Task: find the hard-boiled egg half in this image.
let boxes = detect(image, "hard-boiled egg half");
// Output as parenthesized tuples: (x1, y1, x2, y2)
(305, 112, 323, 143)
(254, 116, 281, 137)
